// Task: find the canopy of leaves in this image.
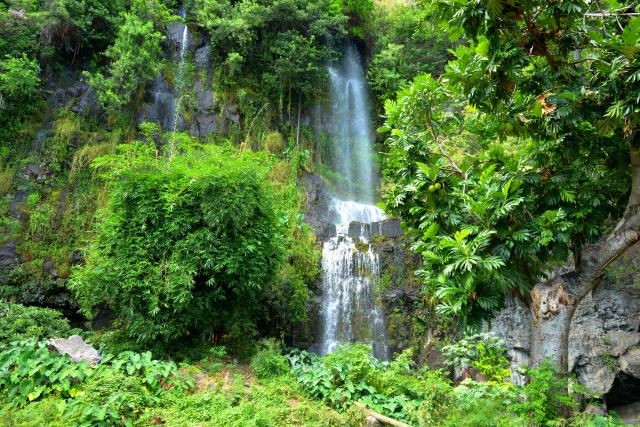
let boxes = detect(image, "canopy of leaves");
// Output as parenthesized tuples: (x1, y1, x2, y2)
(86, 13, 164, 114)
(379, 0, 639, 324)
(0, 54, 40, 123)
(367, 2, 452, 105)
(0, 301, 77, 346)
(193, 0, 347, 111)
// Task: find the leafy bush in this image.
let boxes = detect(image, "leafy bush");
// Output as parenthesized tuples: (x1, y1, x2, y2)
(0, 340, 91, 407)
(86, 13, 164, 114)
(442, 332, 510, 381)
(0, 301, 78, 346)
(75, 369, 154, 424)
(250, 339, 290, 379)
(509, 360, 581, 427)
(289, 345, 453, 424)
(0, 339, 192, 425)
(154, 374, 349, 426)
(438, 379, 520, 427)
(70, 140, 285, 347)
(0, 54, 40, 109)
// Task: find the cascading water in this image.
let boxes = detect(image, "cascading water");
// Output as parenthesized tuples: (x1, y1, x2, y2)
(327, 44, 378, 202)
(172, 7, 189, 135)
(319, 45, 389, 360)
(168, 7, 189, 154)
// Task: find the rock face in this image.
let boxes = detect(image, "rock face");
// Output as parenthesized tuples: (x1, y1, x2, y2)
(51, 78, 101, 117)
(138, 75, 177, 131)
(347, 220, 402, 241)
(49, 335, 101, 365)
(298, 173, 337, 243)
(490, 245, 640, 409)
(138, 23, 242, 138)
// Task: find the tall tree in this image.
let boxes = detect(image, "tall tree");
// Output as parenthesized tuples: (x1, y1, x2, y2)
(380, 0, 640, 372)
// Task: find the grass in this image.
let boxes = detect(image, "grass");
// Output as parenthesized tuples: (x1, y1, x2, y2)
(149, 362, 355, 427)
(0, 165, 13, 197)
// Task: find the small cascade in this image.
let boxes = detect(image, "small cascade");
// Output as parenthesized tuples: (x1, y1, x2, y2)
(320, 198, 389, 359)
(169, 7, 190, 153)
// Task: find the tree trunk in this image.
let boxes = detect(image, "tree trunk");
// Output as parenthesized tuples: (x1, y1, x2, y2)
(530, 141, 640, 371)
(530, 277, 578, 371)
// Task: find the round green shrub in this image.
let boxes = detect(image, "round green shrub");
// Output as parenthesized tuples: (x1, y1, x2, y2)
(250, 339, 290, 379)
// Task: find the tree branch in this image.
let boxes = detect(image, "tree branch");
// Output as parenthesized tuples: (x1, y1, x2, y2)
(574, 143, 640, 298)
(424, 114, 466, 180)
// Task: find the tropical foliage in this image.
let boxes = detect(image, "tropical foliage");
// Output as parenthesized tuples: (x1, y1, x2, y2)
(379, 0, 639, 323)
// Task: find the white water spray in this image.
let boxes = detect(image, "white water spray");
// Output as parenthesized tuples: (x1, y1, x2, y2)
(320, 198, 389, 359)
(327, 44, 377, 202)
(319, 45, 389, 359)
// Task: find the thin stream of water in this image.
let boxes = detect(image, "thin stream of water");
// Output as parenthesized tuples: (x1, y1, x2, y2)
(169, 7, 189, 155)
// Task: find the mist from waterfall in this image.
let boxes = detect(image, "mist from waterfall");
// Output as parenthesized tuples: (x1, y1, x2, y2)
(327, 44, 378, 202)
(319, 45, 389, 360)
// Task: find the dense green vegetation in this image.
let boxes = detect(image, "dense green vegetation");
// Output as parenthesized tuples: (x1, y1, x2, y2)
(0, 317, 626, 426)
(71, 137, 281, 346)
(380, 0, 639, 324)
(1, 0, 640, 424)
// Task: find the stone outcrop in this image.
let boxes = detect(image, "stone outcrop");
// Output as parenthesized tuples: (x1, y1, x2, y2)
(347, 220, 402, 241)
(138, 75, 177, 131)
(490, 244, 640, 410)
(298, 172, 336, 243)
(51, 79, 101, 117)
(49, 335, 101, 365)
(138, 23, 242, 138)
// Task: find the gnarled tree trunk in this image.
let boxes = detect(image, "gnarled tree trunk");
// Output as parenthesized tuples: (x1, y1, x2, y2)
(530, 142, 640, 372)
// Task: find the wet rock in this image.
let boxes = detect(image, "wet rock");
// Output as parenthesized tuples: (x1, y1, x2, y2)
(49, 79, 101, 116)
(0, 241, 18, 267)
(347, 219, 402, 241)
(43, 258, 60, 278)
(69, 250, 84, 266)
(190, 113, 218, 138)
(49, 335, 101, 364)
(24, 164, 53, 181)
(71, 84, 100, 116)
(195, 80, 214, 111)
(223, 103, 240, 126)
(299, 173, 336, 243)
(138, 75, 176, 131)
(195, 44, 211, 70)
(166, 21, 190, 59)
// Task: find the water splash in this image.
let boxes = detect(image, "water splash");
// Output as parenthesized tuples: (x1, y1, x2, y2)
(320, 198, 389, 360)
(319, 45, 389, 359)
(327, 44, 377, 202)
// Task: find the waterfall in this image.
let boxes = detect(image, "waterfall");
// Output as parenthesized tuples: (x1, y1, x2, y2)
(319, 45, 389, 360)
(169, 7, 189, 154)
(327, 44, 377, 202)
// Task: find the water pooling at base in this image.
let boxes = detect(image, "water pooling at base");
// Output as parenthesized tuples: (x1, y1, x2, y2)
(320, 198, 390, 360)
